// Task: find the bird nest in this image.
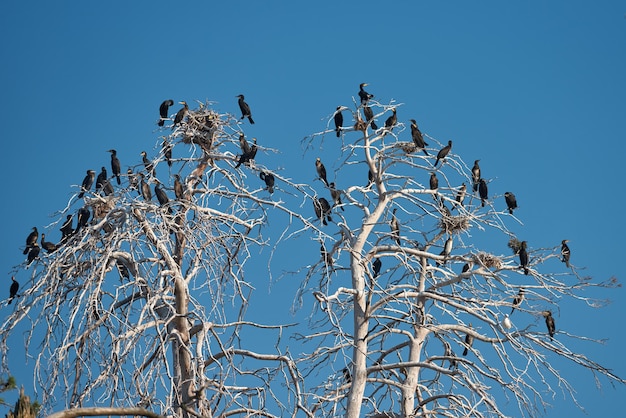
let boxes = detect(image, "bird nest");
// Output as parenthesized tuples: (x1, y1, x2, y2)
(439, 214, 470, 234)
(473, 252, 503, 269)
(179, 108, 222, 152)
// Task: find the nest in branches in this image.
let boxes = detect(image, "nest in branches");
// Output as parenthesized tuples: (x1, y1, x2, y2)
(439, 214, 470, 234)
(508, 237, 523, 254)
(473, 252, 503, 269)
(179, 108, 221, 153)
(91, 196, 117, 220)
(396, 141, 418, 154)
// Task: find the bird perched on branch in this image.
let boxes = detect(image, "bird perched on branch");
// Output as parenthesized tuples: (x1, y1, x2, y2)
(95, 167, 108, 192)
(410, 119, 428, 155)
(454, 183, 467, 209)
(390, 208, 401, 246)
(429, 172, 439, 192)
(315, 158, 329, 187)
(158, 99, 174, 126)
(320, 241, 333, 269)
(313, 198, 332, 226)
(434, 140, 452, 167)
(518, 241, 529, 275)
(78, 170, 95, 198)
(463, 324, 474, 356)
(358, 83, 374, 105)
(235, 137, 258, 168)
(260, 171, 275, 194)
(127, 168, 138, 192)
(471, 160, 481, 192)
(154, 182, 171, 213)
(478, 179, 488, 207)
(504, 192, 518, 214)
(333, 106, 344, 137)
(542, 310, 556, 339)
(511, 288, 525, 315)
(561, 239, 571, 268)
(41, 233, 58, 253)
(363, 105, 378, 130)
(372, 258, 382, 278)
(23, 227, 38, 255)
(26, 243, 40, 266)
(162, 140, 173, 167)
(140, 174, 152, 201)
(8, 277, 18, 305)
(173, 101, 188, 126)
(384, 108, 397, 132)
(329, 182, 344, 211)
(60, 215, 74, 242)
(76, 207, 90, 233)
(173, 174, 184, 200)
(237, 94, 255, 124)
(108, 149, 121, 185)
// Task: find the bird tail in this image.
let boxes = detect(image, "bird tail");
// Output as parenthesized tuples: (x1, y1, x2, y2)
(434, 160, 440, 167)
(524, 267, 529, 275)
(422, 149, 429, 156)
(327, 215, 333, 223)
(158, 119, 164, 127)
(509, 208, 513, 214)
(336, 129, 340, 137)
(510, 307, 515, 315)
(473, 183, 478, 192)
(462, 348, 468, 356)
(269, 186, 274, 194)
(116, 176, 121, 185)
(23, 246, 29, 255)
(248, 116, 255, 124)
(371, 121, 378, 130)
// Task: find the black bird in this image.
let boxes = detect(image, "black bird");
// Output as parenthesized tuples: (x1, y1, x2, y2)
(96, 167, 108, 192)
(437, 236, 453, 266)
(367, 169, 374, 187)
(76, 207, 90, 232)
(141, 151, 155, 177)
(504, 192, 518, 214)
(471, 160, 481, 192)
(409, 119, 429, 155)
(511, 288, 525, 315)
(236, 94, 255, 124)
(78, 170, 95, 198)
(173, 101, 188, 125)
(235, 137, 258, 168)
(429, 172, 439, 191)
(158, 99, 174, 126)
(8, 277, 18, 305)
(372, 258, 382, 278)
(116, 260, 130, 280)
(478, 178, 488, 207)
(23, 227, 38, 255)
(358, 83, 374, 105)
(561, 239, 571, 268)
(102, 179, 114, 197)
(462, 324, 474, 356)
(329, 182, 344, 211)
(315, 158, 329, 187)
(390, 208, 401, 246)
(260, 171, 275, 193)
(455, 183, 467, 208)
(174, 174, 185, 200)
(363, 105, 378, 130)
(154, 182, 169, 205)
(519, 240, 529, 275)
(162, 140, 173, 167)
(140, 175, 152, 201)
(320, 241, 333, 268)
(26, 243, 40, 266)
(238, 133, 251, 155)
(127, 168, 138, 192)
(334, 106, 344, 137)
(542, 310, 556, 339)
(313, 198, 332, 226)
(41, 234, 58, 253)
(434, 140, 452, 167)
(108, 149, 121, 185)
(342, 367, 352, 384)
(60, 215, 74, 241)
(384, 108, 397, 131)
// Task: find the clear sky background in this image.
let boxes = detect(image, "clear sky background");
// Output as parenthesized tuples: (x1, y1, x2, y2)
(1, 1, 625, 416)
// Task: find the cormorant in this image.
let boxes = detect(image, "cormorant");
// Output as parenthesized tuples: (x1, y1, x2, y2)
(363, 106, 378, 130)
(462, 324, 474, 356)
(434, 140, 452, 167)
(390, 208, 401, 246)
(158, 99, 174, 126)
(471, 160, 481, 192)
(409, 119, 429, 155)
(329, 182, 344, 211)
(367, 169, 374, 187)
(8, 277, 18, 305)
(542, 310, 555, 339)
(561, 239, 571, 268)
(455, 183, 466, 208)
(372, 257, 382, 278)
(478, 178, 488, 207)
(173, 101, 188, 125)
(437, 236, 453, 266)
(128, 168, 138, 192)
(78, 170, 95, 198)
(313, 198, 332, 226)
(76, 207, 90, 232)
(60, 215, 74, 241)
(504, 192, 518, 214)
(236, 94, 255, 124)
(238, 133, 251, 155)
(23, 227, 38, 255)
(141, 151, 155, 177)
(315, 158, 329, 187)
(41, 233, 57, 253)
(519, 241, 529, 275)
(511, 288, 525, 315)
(384, 108, 397, 131)
(358, 83, 374, 105)
(235, 137, 257, 168)
(342, 367, 352, 384)
(108, 149, 121, 185)
(260, 171, 275, 193)
(174, 174, 185, 200)
(116, 260, 130, 280)
(154, 182, 171, 212)
(429, 172, 439, 191)
(334, 106, 344, 137)
(96, 167, 108, 192)
(26, 243, 40, 266)
(140, 175, 152, 201)
(319, 198, 332, 224)
(162, 140, 173, 167)
(320, 242, 333, 268)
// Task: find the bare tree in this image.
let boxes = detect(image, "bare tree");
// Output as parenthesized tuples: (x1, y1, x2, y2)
(294, 98, 624, 417)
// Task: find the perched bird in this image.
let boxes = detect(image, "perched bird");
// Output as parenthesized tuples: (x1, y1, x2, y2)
(78, 170, 96, 198)
(518, 241, 529, 275)
(358, 83, 374, 104)
(437, 236, 453, 266)
(561, 239, 571, 268)
(236, 94, 255, 124)
(141, 151, 155, 177)
(238, 133, 251, 155)
(315, 158, 329, 187)
(502, 314, 513, 330)
(434, 140, 452, 167)
(372, 258, 382, 278)
(76, 207, 90, 232)
(504, 192, 518, 214)
(26, 243, 40, 266)
(60, 215, 74, 241)
(409, 119, 428, 155)
(390, 208, 401, 246)
(106, 149, 122, 185)
(462, 324, 474, 356)
(116, 260, 130, 280)
(96, 167, 108, 192)
(313, 198, 332, 226)
(478, 179, 488, 207)
(363, 106, 378, 130)
(455, 183, 467, 208)
(154, 182, 171, 212)
(542, 310, 556, 339)
(334, 106, 344, 137)
(158, 99, 174, 126)
(23, 227, 38, 255)
(260, 171, 275, 194)
(140, 174, 152, 201)
(235, 137, 258, 168)
(8, 277, 19, 305)
(384, 108, 397, 131)
(173, 174, 185, 200)
(41, 233, 58, 253)
(429, 172, 439, 191)
(471, 160, 481, 192)
(511, 288, 525, 315)
(320, 241, 333, 268)
(342, 367, 352, 384)
(462, 263, 471, 274)
(173, 101, 188, 125)
(367, 169, 374, 187)
(162, 140, 173, 167)
(329, 182, 344, 211)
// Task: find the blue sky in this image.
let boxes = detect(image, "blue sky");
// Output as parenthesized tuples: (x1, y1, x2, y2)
(1, 1, 625, 416)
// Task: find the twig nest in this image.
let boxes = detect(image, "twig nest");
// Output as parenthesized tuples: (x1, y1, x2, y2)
(473, 252, 503, 269)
